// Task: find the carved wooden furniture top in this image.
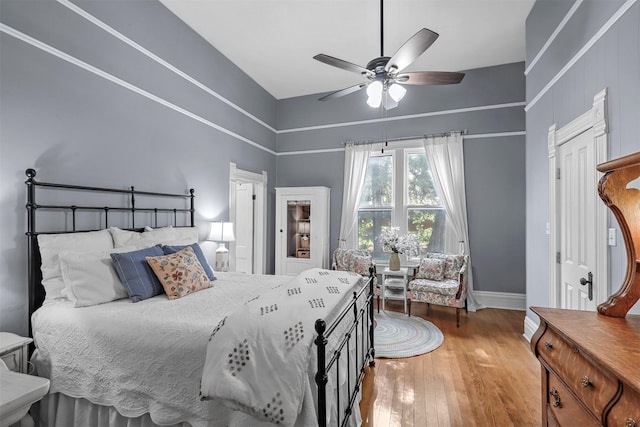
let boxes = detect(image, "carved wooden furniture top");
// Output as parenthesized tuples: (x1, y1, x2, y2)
(596, 151, 640, 317)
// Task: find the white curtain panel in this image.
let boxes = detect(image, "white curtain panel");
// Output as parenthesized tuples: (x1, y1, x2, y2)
(423, 132, 482, 311)
(338, 143, 371, 248)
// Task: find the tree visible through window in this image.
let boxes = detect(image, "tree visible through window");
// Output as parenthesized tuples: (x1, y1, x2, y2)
(357, 148, 446, 260)
(358, 155, 392, 259)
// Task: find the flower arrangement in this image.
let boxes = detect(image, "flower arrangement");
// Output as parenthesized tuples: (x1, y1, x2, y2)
(376, 227, 420, 256)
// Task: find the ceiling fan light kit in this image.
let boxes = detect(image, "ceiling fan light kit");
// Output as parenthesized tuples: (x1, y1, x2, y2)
(313, 0, 464, 110)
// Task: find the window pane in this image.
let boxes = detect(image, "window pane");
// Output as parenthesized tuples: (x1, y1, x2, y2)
(360, 155, 392, 208)
(407, 153, 440, 207)
(408, 208, 446, 253)
(357, 210, 391, 258)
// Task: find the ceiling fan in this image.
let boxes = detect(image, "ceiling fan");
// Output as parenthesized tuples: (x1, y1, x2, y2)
(313, 0, 465, 110)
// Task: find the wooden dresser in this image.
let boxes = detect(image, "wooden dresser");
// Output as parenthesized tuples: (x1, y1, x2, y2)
(531, 152, 640, 426)
(531, 307, 640, 426)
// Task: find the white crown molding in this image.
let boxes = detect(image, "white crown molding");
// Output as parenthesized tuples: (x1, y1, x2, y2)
(526, 0, 636, 112)
(276, 131, 526, 156)
(524, 0, 583, 76)
(278, 102, 526, 134)
(3, 3, 528, 158)
(57, 0, 278, 134)
(3, 20, 523, 159)
(0, 23, 277, 156)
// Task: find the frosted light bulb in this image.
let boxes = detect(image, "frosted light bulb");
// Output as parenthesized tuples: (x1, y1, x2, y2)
(388, 83, 407, 102)
(366, 81, 383, 108)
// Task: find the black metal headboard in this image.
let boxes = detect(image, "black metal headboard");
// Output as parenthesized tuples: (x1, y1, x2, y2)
(25, 168, 195, 335)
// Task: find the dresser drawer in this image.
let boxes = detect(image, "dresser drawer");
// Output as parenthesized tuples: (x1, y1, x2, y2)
(537, 327, 618, 419)
(608, 386, 640, 427)
(547, 372, 600, 427)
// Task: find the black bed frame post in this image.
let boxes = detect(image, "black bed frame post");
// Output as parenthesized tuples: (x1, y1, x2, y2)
(369, 265, 376, 364)
(130, 186, 136, 229)
(189, 189, 195, 226)
(315, 319, 328, 427)
(25, 169, 38, 338)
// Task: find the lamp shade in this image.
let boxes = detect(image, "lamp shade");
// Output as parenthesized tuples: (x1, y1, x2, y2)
(208, 221, 236, 242)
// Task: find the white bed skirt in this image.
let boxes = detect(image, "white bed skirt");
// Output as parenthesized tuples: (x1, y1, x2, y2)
(34, 393, 191, 427)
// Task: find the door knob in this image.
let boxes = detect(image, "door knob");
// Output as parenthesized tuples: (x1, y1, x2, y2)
(579, 272, 593, 301)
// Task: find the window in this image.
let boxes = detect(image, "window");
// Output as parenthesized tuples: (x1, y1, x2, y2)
(357, 147, 446, 260)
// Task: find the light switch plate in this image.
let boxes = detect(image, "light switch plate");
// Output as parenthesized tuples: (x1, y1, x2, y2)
(608, 228, 616, 246)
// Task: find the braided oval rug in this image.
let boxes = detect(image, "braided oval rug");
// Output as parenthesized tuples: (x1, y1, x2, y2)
(374, 310, 444, 358)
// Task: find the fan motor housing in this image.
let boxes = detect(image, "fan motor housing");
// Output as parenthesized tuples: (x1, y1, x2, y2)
(366, 56, 391, 74)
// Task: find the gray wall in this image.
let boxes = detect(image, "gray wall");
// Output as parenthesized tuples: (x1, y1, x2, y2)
(525, 0, 640, 321)
(1, 0, 529, 337)
(0, 0, 278, 336)
(276, 62, 527, 297)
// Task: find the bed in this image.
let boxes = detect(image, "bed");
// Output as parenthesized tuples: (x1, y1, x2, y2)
(24, 169, 375, 427)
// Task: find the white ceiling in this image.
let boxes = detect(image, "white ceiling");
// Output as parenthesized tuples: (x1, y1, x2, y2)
(159, 0, 535, 100)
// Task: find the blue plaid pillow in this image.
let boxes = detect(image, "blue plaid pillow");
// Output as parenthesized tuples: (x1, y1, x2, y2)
(111, 245, 165, 302)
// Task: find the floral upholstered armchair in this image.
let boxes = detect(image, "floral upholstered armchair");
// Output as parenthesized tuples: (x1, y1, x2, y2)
(408, 253, 469, 327)
(332, 248, 377, 285)
(332, 248, 379, 308)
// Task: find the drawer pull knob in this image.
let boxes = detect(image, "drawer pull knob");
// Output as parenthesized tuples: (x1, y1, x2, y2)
(544, 341, 553, 351)
(580, 376, 592, 388)
(549, 388, 562, 408)
(626, 419, 637, 427)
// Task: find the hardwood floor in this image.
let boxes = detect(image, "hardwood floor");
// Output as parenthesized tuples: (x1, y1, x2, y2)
(359, 303, 541, 427)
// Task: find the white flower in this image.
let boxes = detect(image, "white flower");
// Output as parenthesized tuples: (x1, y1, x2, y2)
(376, 227, 420, 256)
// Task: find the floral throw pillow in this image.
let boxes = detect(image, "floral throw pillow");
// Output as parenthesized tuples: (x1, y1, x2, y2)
(334, 248, 372, 276)
(417, 258, 445, 281)
(345, 252, 372, 276)
(146, 246, 212, 300)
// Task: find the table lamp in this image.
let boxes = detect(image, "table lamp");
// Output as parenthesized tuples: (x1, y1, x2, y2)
(208, 221, 236, 272)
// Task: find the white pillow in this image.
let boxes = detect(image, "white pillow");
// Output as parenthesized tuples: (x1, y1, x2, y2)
(109, 226, 176, 248)
(170, 226, 199, 245)
(59, 246, 144, 307)
(38, 230, 114, 300)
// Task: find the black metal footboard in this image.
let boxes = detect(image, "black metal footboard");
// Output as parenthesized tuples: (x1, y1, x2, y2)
(315, 266, 376, 427)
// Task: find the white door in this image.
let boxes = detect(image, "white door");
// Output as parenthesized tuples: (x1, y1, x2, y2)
(235, 183, 254, 274)
(558, 129, 597, 311)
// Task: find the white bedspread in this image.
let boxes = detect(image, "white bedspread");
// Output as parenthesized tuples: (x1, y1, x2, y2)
(31, 272, 298, 427)
(200, 269, 364, 427)
(31, 270, 368, 427)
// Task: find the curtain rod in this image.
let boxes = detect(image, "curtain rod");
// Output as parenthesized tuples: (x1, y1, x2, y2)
(343, 129, 468, 147)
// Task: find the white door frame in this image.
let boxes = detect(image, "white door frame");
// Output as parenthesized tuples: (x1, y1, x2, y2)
(229, 163, 268, 274)
(547, 88, 608, 308)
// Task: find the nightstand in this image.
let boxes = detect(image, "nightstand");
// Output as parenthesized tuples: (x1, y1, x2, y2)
(0, 333, 32, 374)
(0, 333, 49, 427)
(381, 267, 410, 313)
(0, 368, 50, 426)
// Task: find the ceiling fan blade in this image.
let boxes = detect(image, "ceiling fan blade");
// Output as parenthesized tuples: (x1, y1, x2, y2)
(318, 83, 369, 101)
(385, 28, 439, 73)
(313, 54, 374, 77)
(397, 71, 465, 85)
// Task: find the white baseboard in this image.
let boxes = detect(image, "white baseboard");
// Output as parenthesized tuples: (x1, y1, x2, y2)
(523, 314, 539, 343)
(473, 291, 526, 311)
